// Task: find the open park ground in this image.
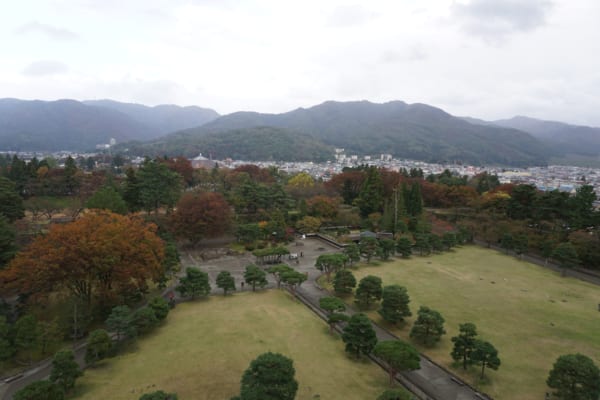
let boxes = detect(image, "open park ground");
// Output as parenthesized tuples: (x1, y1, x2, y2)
(72, 290, 388, 400)
(349, 245, 600, 400)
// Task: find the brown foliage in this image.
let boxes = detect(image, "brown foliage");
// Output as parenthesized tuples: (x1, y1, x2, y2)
(170, 191, 232, 245)
(0, 211, 165, 306)
(161, 157, 194, 187)
(232, 164, 274, 183)
(306, 195, 342, 219)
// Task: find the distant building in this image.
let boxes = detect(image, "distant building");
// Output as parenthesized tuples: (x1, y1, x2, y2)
(191, 153, 217, 169)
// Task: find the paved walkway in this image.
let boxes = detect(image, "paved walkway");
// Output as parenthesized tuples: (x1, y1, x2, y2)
(290, 239, 490, 400)
(2, 238, 490, 400)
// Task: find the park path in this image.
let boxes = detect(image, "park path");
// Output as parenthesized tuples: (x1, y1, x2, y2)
(290, 239, 491, 400)
(1, 239, 490, 400)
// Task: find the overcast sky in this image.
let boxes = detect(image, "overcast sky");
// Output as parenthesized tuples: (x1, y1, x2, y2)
(1, 0, 599, 125)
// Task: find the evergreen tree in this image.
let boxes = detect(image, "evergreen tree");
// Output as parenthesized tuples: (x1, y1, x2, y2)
(49, 349, 83, 393)
(547, 353, 600, 400)
(409, 306, 446, 346)
(14, 380, 64, 400)
(378, 285, 411, 324)
(342, 313, 378, 358)
(469, 340, 500, 379)
(237, 352, 298, 400)
(333, 269, 357, 295)
(85, 329, 112, 366)
(244, 264, 268, 292)
(176, 267, 211, 299)
(216, 271, 236, 295)
(356, 167, 383, 217)
(0, 177, 25, 222)
(355, 275, 383, 309)
(395, 237, 412, 258)
(451, 323, 478, 370)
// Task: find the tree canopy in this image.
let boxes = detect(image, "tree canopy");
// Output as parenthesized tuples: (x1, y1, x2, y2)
(237, 352, 298, 400)
(0, 211, 165, 307)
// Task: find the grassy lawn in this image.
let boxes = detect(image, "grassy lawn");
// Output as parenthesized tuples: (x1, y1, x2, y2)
(346, 245, 600, 400)
(73, 290, 388, 400)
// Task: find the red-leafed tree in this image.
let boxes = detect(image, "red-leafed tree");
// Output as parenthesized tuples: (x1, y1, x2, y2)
(161, 157, 195, 187)
(170, 192, 232, 246)
(0, 211, 165, 307)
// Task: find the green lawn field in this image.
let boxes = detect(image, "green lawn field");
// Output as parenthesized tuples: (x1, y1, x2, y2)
(73, 290, 388, 400)
(349, 245, 600, 400)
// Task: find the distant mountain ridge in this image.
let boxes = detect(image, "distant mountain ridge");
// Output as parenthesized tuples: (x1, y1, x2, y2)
(83, 99, 219, 137)
(148, 100, 548, 166)
(0, 98, 219, 151)
(492, 116, 600, 157)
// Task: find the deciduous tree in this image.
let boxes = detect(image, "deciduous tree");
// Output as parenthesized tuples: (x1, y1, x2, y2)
(85, 186, 128, 214)
(1, 211, 165, 308)
(170, 192, 232, 246)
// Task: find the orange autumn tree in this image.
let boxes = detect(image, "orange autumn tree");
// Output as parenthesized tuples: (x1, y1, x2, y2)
(0, 211, 165, 307)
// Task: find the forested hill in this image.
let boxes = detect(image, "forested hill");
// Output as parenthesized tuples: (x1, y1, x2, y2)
(152, 100, 548, 167)
(492, 116, 600, 158)
(0, 98, 219, 151)
(83, 99, 219, 136)
(123, 126, 333, 162)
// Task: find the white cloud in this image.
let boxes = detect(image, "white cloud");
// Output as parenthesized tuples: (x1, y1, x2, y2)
(22, 60, 69, 76)
(15, 21, 79, 40)
(1, 0, 599, 125)
(451, 0, 554, 43)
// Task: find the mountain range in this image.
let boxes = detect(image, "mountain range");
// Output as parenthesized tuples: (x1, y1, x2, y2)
(134, 100, 548, 166)
(0, 98, 219, 151)
(1, 98, 600, 167)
